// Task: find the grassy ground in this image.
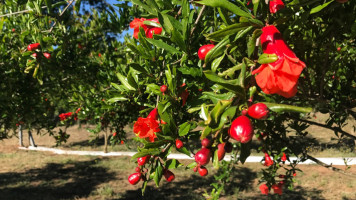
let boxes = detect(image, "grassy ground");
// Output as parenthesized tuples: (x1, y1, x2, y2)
(0, 112, 355, 199)
(0, 148, 355, 200)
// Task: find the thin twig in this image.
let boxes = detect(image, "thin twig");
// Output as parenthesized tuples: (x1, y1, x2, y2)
(175, 7, 182, 19)
(190, 5, 206, 36)
(288, 115, 356, 141)
(306, 154, 356, 178)
(47, 0, 75, 33)
(0, 6, 47, 18)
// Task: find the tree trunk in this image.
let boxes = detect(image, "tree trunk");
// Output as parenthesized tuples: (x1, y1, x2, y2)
(28, 130, 36, 147)
(18, 125, 24, 147)
(104, 129, 108, 153)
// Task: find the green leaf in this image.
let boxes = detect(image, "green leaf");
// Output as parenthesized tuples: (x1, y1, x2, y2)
(199, 104, 210, 121)
(131, 0, 156, 14)
(129, 63, 149, 74)
(197, 0, 252, 18)
(218, 7, 232, 25)
(257, 53, 278, 64)
(262, 103, 313, 113)
(200, 126, 212, 139)
(116, 72, 136, 91)
(205, 37, 229, 63)
(186, 162, 198, 169)
(143, 20, 161, 28)
(247, 29, 262, 57)
(110, 83, 127, 92)
(212, 106, 237, 131)
(234, 26, 254, 42)
(131, 149, 160, 160)
(200, 92, 236, 104)
(177, 66, 201, 77)
(106, 96, 128, 103)
(207, 100, 232, 126)
(154, 163, 163, 187)
(310, 0, 333, 14)
(179, 122, 191, 136)
(211, 54, 225, 73)
(158, 13, 182, 35)
(206, 23, 250, 41)
(204, 71, 245, 96)
(146, 83, 161, 95)
(176, 146, 191, 157)
(146, 38, 181, 54)
(165, 159, 182, 169)
(239, 141, 251, 164)
(253, 0, 260, 16)
(213, 149, 219, 169)
(171, 29, 187, 52)
(144, 140, 167, 148)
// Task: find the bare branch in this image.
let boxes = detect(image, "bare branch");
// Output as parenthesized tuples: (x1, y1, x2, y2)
(306, 154, 356, 178)
(190, 5, 206, 36)
(288, 115, 356, 141)
(46, 0, 75, 33)
(0, 6, 47, 18)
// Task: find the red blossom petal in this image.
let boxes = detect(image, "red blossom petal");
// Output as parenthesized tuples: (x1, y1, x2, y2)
(269, 0, 285, 14)
(253, 25, 306, 98)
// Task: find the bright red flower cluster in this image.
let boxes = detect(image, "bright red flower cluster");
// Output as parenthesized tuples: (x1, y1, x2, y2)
(269, 0, 285, 14)
(252, 25, 306, 98)
(59, 112, 73, 121)
(129, 18, 162, 39)
(133, 108, 160, 142)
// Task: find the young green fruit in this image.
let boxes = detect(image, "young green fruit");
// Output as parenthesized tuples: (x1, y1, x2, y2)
(229, 116, 254, 143)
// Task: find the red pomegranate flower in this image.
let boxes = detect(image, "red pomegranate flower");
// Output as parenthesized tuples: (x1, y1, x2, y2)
(259, 184, 269, 195)
(272, 183, 283, 195)
(264, 152, 274, 166)
(252, 25, 306, 98)
(59, 112, 73, 121)
(269, 0, 285, 14)
(133, 108, 160, 142)
(129, 18, 162, 39)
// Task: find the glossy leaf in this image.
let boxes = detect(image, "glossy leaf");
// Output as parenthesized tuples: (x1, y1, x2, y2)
(262, 103, 313, 113)
(197, 0, 252, 18)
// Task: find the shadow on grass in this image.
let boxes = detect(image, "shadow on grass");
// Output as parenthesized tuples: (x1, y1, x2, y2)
(118, 166, 325, 200)
(0, 158, 114, 200)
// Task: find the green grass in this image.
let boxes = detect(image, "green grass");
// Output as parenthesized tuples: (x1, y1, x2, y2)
(0, 149, 355, 200)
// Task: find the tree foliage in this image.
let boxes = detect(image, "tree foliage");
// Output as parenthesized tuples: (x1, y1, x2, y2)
(0, 0, 355, 198)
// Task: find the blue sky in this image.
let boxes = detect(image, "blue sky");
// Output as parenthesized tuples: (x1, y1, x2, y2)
(86, 0, 133, 41)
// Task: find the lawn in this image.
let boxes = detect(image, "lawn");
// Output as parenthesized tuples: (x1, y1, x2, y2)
(1, 117, 356, 200)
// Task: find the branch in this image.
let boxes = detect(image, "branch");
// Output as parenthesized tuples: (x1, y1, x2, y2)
(306, 154, 356, 178)
(190, 5, 206, 36)
(288, 115, 356, 141)
(46, 0, 75, 33)
(0, 6, 47, 18)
